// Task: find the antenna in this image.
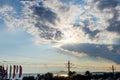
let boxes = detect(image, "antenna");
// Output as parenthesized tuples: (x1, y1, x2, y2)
(112, 65, 115, 73)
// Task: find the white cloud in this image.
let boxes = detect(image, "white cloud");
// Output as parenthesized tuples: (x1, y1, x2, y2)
(0, 0, 120, 45)
(0, 0, 120, 65)
(95, 31, 120, 44)
(0, 1, 120, 44)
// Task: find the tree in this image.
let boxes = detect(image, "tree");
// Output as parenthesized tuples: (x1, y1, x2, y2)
(85, 70, 91, 76)
(44, 72, 53, 80)
(69, 71, 76, 77)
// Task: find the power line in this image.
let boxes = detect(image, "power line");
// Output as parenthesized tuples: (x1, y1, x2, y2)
(1, 59, 120, 71)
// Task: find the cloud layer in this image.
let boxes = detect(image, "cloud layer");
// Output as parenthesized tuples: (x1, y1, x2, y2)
(60, 43, 120, 64)
(0, 0, 120, 64)
(0, 0, 120, 44)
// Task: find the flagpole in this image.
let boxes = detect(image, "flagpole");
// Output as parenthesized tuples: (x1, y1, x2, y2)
(9, 65, 12, 80)
(6, 65, 8, 79)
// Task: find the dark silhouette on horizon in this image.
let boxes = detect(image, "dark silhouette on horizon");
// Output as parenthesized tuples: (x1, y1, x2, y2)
(22, 71, 120, 80)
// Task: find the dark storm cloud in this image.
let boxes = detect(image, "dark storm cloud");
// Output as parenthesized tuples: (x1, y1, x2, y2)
(61, 43, 120, 64)
(73, 20, 100, 39)
(82, 26, 100, 39)
(35, 23, 63, 40)
(33, 6, 59, 25)
(96, 0, 118, 10)
(107, 12, 120, 33)
(27, 3, 63, 41)
(94, 0, 120, 34)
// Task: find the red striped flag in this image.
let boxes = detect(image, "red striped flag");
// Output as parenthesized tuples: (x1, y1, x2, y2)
(13, 65, 16, 78)
(2, 65, 5, 80)
(19, 65, 22, 78)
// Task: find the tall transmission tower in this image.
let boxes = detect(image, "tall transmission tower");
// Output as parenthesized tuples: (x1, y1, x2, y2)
(112, 65, 115, 74)
(67, 60, 74, 79)
(112, 65, 116, 79)
(68, 60, 71, 78)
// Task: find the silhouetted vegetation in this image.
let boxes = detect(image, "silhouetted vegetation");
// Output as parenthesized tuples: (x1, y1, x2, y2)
(23, 76, 35, 80)
(22, 71, 120, 80)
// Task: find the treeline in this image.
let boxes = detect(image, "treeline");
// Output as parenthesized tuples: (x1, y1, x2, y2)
(22, 71, 120, 80)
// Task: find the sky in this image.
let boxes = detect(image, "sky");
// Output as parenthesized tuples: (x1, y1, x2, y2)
(0, 0, 120, 73)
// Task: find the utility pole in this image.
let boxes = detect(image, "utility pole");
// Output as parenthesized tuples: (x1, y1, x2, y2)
(112, 65, 115, 79)
(67, 60, 72, 80)
(68, 60, 70, 77)
(112, 65, 115, 74)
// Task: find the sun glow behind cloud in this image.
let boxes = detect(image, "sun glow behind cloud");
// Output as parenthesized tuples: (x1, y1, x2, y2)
(1, 0, 119, 45)
(0, 0, 120, 69)
(53, 25, 94, 48)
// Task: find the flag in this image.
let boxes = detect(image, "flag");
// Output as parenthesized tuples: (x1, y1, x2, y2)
(9, 65, 12, 79)
(2, 65, 5, 80)
(19, 65, 22, 78)
(13, 65, 16, 78)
